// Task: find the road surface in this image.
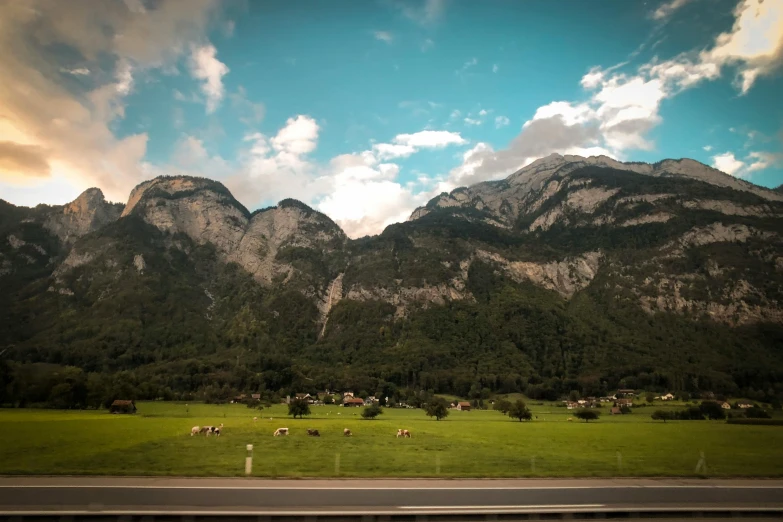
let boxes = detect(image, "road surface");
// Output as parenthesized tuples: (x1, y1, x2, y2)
(0, 477, 782, 518)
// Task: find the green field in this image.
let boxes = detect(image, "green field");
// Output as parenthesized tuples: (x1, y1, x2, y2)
(1, 402, 782, 478)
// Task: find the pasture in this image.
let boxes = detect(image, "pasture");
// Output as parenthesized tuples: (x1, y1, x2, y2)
(0, 402, 782, 478)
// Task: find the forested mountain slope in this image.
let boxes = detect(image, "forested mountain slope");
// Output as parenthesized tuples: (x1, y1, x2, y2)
(2, 154, 782, 407)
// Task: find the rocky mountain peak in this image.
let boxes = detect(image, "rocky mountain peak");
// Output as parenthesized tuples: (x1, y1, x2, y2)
(43, 187, 122, 243)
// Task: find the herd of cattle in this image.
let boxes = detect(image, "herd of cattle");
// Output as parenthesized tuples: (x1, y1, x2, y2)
(189, 424, 412, 438)
(190, 423, 224, 436)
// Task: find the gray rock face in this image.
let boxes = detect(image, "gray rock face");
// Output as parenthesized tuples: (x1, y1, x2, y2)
(409, 153, 783, 227)
(44, 188, 122, 243)
(121, 177, 347, 286)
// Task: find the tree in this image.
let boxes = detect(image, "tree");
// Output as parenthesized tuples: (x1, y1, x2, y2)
(745, 406, 771, 419)
(507, 400, 532, 421)
(494, 399, 512, 413)
(679, 391, 691, 402)
(699, 401, 725, 420)
(645, 392, 655, 403)
(361, 403, 383, 419)
(568, 390, 580, 402)
(424, 397, 450, 421)
(288, 398, 311, 419)
(651, 410, 673, 422)
(574, 410, 600, 422)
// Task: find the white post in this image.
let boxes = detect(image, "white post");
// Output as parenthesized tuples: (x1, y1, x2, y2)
(695, 451, 706, 474)
(245, 444, 253, 476)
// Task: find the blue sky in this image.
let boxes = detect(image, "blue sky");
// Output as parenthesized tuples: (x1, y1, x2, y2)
(0, 0, 782, 237)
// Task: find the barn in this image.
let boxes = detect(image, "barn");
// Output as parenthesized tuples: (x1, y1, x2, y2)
(109, 400, 137, 414)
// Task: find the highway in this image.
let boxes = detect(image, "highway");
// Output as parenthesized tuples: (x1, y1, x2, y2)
(1, 477, 782, 519)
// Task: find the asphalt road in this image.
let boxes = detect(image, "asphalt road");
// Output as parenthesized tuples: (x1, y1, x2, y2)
(0, 478, 782, 517)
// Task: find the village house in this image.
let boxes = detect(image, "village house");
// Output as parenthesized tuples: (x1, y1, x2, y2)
(661, 393, 675, 401)
(364, 396, 378, 405)
(616, 389, 635, 398)
(566, 401, 580, 409)
(615, 398, 633, 408)
(456, 401, 471, 411)
(343, 391, 355, 400)
(251, 393, 261, 401)
(721, 402, 732, 409)
(109, 400, 136, 414)
(736, 402, 755, 409)
(295, 393, 314, 403)
(611, 406, 622, 415)
(343, 397, 365, 407)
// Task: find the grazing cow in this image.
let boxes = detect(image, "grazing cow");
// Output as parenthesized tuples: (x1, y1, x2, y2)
(200, 426, 213, 435)
(307, 429, 320, 437)
(396, 429, 411, 438)
(253, 417, 258, 423)
(344, 429, 352, 437)
(274, 427, 289, 437)
(567, 418, 573, 422)
(205, 423, 224, 437)
(191, 426, 200, 436)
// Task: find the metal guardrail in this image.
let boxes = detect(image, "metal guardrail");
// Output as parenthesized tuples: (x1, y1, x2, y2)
(2, 507, 783, 521)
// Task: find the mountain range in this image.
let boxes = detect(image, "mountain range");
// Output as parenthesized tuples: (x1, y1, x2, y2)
(2, 154, 782, 407)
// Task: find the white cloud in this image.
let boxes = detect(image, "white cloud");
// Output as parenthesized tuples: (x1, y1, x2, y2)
(0, 0, 221, 201)
(650, 0, 693, 20)
(712, 152, 746, 176)
(393, 130, 467, 148)
(372, 143, 416, 160)
(60, 67, 91, 76)
(374, 31, 393, 43)
(464, 118, 482, 126)
(701, 0, 783, 93)
(492, 63, 499, 73)
(188, 43, 229, 114)
(495, 115, 510, 128)
(703, 145, 713, 151)
(580, 67, 604, 89)
(270, 115, 319, 155)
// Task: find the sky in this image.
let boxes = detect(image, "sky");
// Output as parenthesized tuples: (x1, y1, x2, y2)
(1, 0, 782, 238)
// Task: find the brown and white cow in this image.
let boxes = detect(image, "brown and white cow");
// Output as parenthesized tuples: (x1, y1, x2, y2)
(191, 426, 200, 436)
(343, 428, 352, 437)
(306, 429, 320, 437)
(396, 429, 411, 438)
(274, 427, 289, 437)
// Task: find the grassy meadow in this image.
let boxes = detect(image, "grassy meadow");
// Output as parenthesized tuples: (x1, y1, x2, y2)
(1, 401, 782, 478)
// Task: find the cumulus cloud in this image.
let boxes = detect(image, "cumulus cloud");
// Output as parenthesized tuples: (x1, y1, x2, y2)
(374, 31, 393, 43)
(703, 145, 713, 151)
(189, 43, 229, 113)
(439, 0, 783, 190)
(394, 130, 467, 148)
(0, 0, 221, 201)
(701, 0, 783, 93)
(712, 152, 746, 176)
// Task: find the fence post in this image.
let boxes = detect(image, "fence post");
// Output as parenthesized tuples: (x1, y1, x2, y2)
(335, 453, 341, 475)
(695, 451, 707, 474)
(245, 444, 253, 476)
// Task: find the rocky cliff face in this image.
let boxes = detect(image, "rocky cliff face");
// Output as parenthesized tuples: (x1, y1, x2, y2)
(3, 155, 783, 330)
(44, 188, 123, 244)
